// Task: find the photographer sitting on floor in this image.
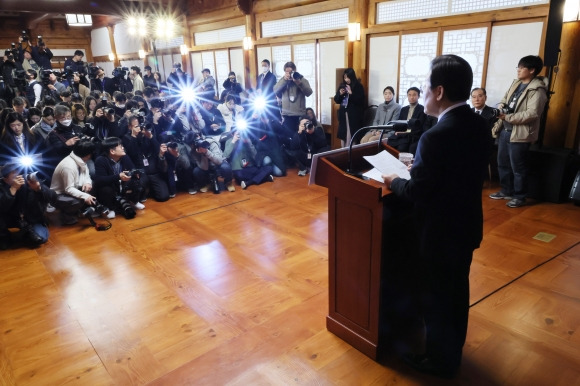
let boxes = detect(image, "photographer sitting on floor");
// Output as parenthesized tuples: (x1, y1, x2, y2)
(93, 137, 146, 219)
(50, 139, 99, 225)
(1, 162, 55, 249)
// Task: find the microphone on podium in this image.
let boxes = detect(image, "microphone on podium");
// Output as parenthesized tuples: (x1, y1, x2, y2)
(346, 120, 414, 175)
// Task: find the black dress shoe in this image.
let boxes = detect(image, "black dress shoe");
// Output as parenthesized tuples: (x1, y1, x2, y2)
(401, 353, 458, 379)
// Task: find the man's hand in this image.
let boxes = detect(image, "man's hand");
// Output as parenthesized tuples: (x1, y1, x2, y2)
(84, 195, 96, 206)
(95, 108, 104, 118)
(47, 84, 56, 91)
(382, 174, 399, 190)
(65, 136, 80, 146)
(120, 172, 131, 182)
(211, 123, 220, 132)
(10, 175, 25, 193)
(231, 132, 240, 144)
(26, 178, 41, 192)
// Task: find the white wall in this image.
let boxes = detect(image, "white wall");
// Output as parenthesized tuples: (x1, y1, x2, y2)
(91, 27, 111, 57)
(113, 22, 143, 55)
(368, 35, 400, 106)
(485, 22, 543, 106)
(320, 40, 345, 125)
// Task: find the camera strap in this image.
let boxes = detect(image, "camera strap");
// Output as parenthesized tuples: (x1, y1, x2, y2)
(86, 215, 112, 231)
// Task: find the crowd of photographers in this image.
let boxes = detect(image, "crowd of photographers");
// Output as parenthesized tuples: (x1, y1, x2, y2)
(0, 35, 329, 250)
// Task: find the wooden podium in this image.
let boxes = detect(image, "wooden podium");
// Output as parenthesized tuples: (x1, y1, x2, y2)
(311, 141, 399, 360)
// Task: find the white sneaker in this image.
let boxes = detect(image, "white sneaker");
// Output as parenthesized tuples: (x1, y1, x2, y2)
(46, 203, 56, 213)
(132, 202, 145, 210)
(104, 211, 116, 219)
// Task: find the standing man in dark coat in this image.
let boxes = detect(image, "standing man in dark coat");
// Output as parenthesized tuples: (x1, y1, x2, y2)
(333, 68, 365, 147)
(383, 55, 492, 378)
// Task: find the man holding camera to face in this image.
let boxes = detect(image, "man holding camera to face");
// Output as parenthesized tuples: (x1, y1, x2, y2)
(1, 162, 56, 249)
(273, 61, 313, 137)
(32, 38, 53, 70)
(285, 117, 329, 176)
(122, 115, 170, 202)
(190, 137, 234, 193)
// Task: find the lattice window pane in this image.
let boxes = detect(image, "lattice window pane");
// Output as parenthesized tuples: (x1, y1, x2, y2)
(194, 25, 246, 46)
(442, 27, 488, 90)
(399, 32, 438, 106)
(293, 43, 316, 111)
(201, 52, 216, 78)
(377, 0, 548, 24)
(154, 35, 184, 49)
(272, 45, 292, 79)
(215, 50, 230, 97)
(262, 9, 348, 38)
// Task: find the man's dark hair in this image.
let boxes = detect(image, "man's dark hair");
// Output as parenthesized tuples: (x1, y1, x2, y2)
(74, 50, 84, 57)
(202, 68, 211, 74)
(144, 65, 152, 71)
(130, 66, 141, 74)
(150, 98, 164, 109)
(518, 55, 543, 77)
(225, 94, 236, 103)
(471, 87, 487, 95)
(101, 137, 122, 154)
(26, 69, 37, 79)
(283, 62, 296, 71)
(143, 87, 156, 98)
(12, 96, 26, 107)
(72, 139, 96, 158)
(134, 90, 144, 97)
(261, 59, 270, 66)
(429, 54, 472, 102)
(60, 90, 72, 98)
(127, 115, 140, 127)
(114, 93, 127, 103)
(42, 106, 54, 117)
(407, 86, 421, 96)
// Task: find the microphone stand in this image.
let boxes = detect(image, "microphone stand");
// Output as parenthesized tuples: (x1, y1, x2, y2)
(346, 120, 409, 175)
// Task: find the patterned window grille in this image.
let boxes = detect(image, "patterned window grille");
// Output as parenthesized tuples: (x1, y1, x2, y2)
(377, 0, 548, 24)
(262, 9, 348, 38)
(194, 26, 246, 46)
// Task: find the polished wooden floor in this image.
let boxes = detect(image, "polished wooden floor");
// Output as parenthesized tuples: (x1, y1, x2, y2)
(1, 171, 580, 385)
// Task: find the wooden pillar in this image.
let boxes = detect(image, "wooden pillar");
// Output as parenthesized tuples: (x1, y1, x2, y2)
(244, 13, 257, 89)
(350, 0, 369, 104)
(107, 25, 119, 67)
(544, 20, 580, 149)
(181, 13, 193, 74)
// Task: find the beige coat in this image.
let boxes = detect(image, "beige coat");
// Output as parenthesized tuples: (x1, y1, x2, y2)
(491, 76, 548, 143)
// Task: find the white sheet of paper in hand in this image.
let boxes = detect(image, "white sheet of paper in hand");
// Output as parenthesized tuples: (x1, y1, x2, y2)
(363, 150, 411, 180)
(362, 168, 385, 183)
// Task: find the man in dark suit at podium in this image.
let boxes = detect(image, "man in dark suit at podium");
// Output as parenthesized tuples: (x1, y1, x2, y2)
(383, 55, 492, 378)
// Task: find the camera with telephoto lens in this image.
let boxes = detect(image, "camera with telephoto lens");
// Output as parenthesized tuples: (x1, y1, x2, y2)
(492, 107, 512, 117)
(115, 197, 135, 219)
(122, 169, 145, 210)
(292, 71, 303, 80)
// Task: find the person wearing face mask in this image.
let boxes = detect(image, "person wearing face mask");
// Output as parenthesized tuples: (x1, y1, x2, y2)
(46, 105, 84, 167)
(30, 107, 56, 140)
(256, 59, 279, 119)
(113, 93, 128, 117)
